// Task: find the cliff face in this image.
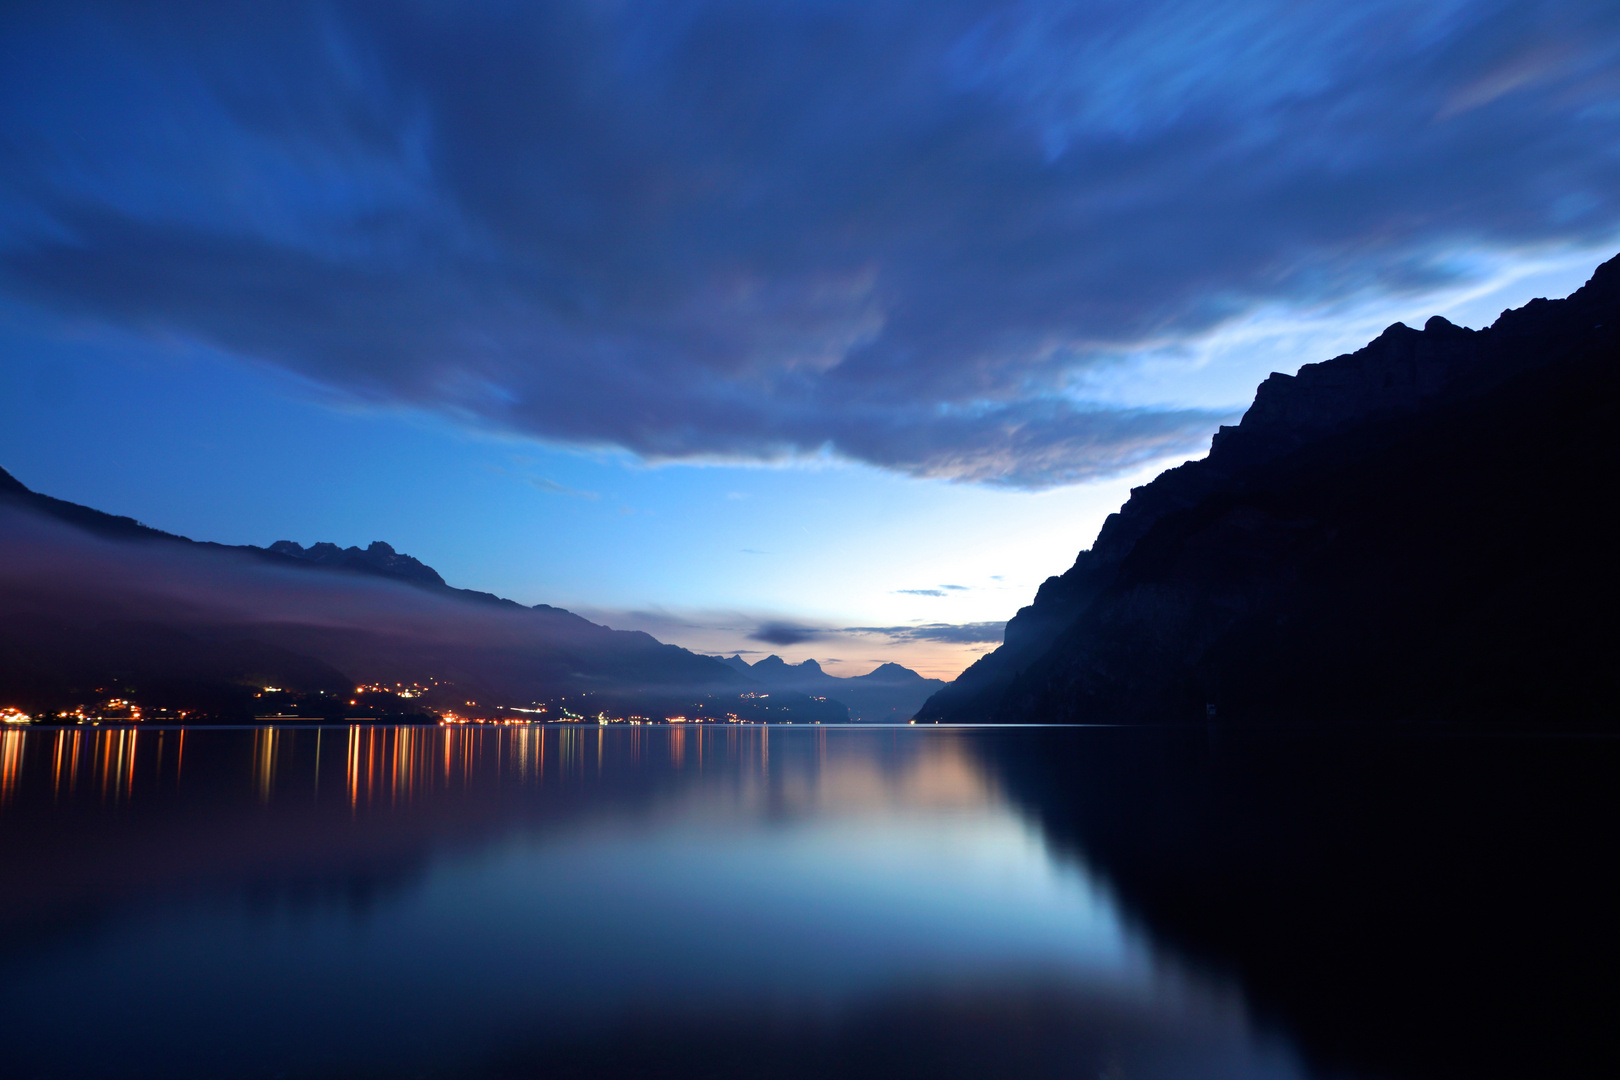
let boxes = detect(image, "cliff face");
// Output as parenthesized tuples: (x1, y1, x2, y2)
(919, 252, 1620, 723)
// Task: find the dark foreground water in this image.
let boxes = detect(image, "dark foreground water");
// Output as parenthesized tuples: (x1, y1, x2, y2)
(0, 724, 1613, 1080)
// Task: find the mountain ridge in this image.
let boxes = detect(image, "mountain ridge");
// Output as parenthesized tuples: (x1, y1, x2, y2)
(0, 465, 577, 614)
(0, 473, 862, 721)
(718, 653, 944, 722)
(919, 251, 1620, 724)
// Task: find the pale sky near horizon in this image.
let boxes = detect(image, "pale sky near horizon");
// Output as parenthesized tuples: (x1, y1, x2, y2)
(2, 2, 1617, 678)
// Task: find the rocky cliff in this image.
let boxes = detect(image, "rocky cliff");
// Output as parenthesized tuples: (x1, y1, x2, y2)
(919, 252, 1620, 724)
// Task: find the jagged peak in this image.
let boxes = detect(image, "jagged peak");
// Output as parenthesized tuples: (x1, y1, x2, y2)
(1207, 289, 1543, 468)
(265, 537, 445, 587)
(1577, 250, 1620, 298)
(1065, 288, 1510, 576)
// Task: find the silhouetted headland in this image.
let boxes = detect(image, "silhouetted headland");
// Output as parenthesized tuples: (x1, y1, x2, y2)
(921, 252, 1620, 724)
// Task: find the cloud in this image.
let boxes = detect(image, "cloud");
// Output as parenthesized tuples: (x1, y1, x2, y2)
(848, 622, 1008, 645)
(895, 589, 946, 597)
(528, 477, 599, 500)
(3, 2, 1619, 487)
(749, 621, 825, 647)
(1436, 44, 1566, 120)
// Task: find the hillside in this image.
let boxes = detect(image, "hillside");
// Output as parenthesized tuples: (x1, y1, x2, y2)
(0, 474, 845, 723)
(920, 252, 1620, 724)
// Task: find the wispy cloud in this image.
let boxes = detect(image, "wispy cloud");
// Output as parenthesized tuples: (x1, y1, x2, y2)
(527, 477, 599, 500)
(896, 583, 970, 596)
(847, 622, 1008, 645)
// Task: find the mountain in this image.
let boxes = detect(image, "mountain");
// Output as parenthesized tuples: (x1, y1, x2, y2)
(0, 467, 545, 608)
(266, 540, 448, 588)
(0, 473, 846, 723)
(716, 655, 754, 676)
(920, 252, 1620, 724)
(721, 654, 944, 722)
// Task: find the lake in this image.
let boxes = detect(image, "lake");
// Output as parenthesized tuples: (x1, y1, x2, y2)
(0, 724, 1613, 1079)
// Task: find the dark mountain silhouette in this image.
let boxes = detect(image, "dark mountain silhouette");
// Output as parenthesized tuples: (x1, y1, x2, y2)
(721, 654, 943, 722)
(0, 473, 851, 722)
(920, 251, 1620, 724)
(0, 467, 548, 608)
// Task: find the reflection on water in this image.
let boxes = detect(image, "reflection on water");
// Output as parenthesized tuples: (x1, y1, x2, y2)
(0, 726, 171, 805)
(0, 727, 22, 801)
(0, 724, 1319, 1080)
(5, 723, 1004, 814)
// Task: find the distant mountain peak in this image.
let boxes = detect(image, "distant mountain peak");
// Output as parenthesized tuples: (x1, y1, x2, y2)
(268, 539, 446, 588)
(859, 662, 925, 683)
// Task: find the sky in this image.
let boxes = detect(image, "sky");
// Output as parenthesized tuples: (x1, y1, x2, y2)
(1, 1, 1617, 678)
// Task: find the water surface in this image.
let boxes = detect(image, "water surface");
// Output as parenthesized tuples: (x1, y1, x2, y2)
(1, 723, 1613, 1079)
(0, 724, 1311, 1079)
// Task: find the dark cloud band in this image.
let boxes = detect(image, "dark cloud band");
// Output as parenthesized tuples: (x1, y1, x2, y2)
(3, 1, 1617, 486)
(749, 621, 824, 647)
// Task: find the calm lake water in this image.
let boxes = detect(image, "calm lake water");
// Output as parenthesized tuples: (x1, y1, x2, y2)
(0, 724, 1613, 1079)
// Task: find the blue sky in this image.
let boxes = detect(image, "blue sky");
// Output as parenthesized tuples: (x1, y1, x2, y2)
(2, 1, 1617, 676)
